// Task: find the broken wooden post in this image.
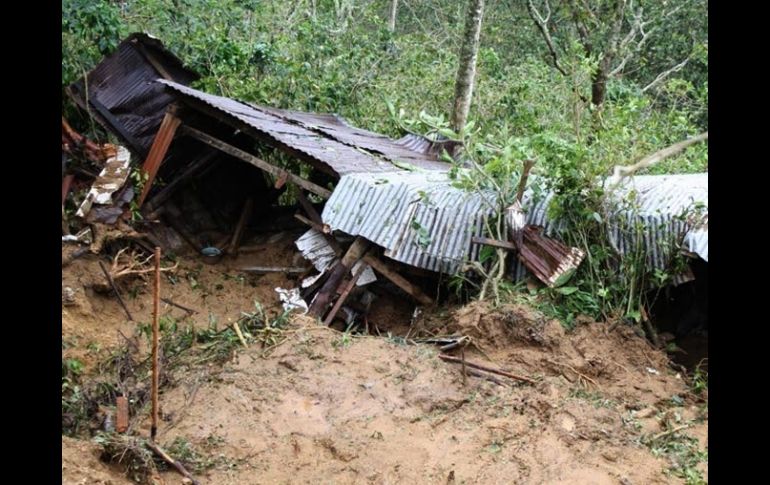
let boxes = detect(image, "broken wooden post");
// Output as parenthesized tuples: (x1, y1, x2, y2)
(137, 107, 182, 208)
(362, 254, 434, 306)
(323, 261, 368, 326)
(98, 260, 134, 321)
(229, 197, 254, 256)
(309, 237, 370, 316)
(151, 247, 161, 440)
(116, 396, 129, 433)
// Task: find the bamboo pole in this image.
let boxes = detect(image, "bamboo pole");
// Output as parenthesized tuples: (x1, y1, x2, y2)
(151, 247, 161, 440)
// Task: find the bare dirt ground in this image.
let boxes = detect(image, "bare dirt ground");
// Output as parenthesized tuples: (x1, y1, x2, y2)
(62, 238, 707, 485)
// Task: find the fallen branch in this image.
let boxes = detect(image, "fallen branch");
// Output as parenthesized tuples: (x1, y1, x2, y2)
(439, 354, 536, 384)
(651, 423, 691, 442)
(465, 367, 508, 386)
(232, 321, 248, 348)
(161, 298, 198, 315)
(110, 247, 179, 280)
(609, 132, 708, 187)
(98, 260, 134, 321)
(145, 440, 201, 485)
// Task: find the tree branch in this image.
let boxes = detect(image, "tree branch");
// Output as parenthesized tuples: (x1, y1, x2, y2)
(641, 56, 691, 92)
(608, 132, 708, 186)
(527, 0, 568, 76)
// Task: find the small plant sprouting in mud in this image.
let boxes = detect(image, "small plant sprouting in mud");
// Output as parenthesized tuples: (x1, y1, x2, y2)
(690, 359, 708, 397)
(94, 432, 158, 483)
(167, 437, 219, 473)
(643, 429, 707, 485)
(333, 331, 353, 349)
(568, 387, 618, 409)
(487, 440, 503, 454)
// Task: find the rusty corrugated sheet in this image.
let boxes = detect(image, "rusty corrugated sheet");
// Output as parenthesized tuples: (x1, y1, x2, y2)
(158, 80, 450, 177)
(67, 33, 199, 156)
(322, 171, 496, 274)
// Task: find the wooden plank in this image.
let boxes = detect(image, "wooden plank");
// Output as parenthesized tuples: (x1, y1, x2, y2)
(294, 213, 332, 234)
(309, 237, 370, 316)
(296, 190, 323, 223)
(137, 108, 182, 207)
(133, 41, 175, 81)
(471, 236, 516, 251)
(116, 396, 129, 433)
(323, 262, 367, 326)
(176, 96, 340, 179)
(236, 266, 307, 274)
(228, 197, 254, 256)
(362, 254, 433, 306)
(274, 171, 289, 189)
(181, 125, 333, 199)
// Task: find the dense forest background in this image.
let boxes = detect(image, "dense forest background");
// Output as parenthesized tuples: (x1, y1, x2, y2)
(62, 0, 707, 175)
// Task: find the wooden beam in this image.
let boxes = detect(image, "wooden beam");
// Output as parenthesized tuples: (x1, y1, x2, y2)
(294, 213, 332, 234)
(294, 187, 342, 255)
(296, 189, 323, 223)
(181, 125, 333, 199)
(133, 40, 175, 81)
(323, 262, 367, 326)
(176, 97, 340, 179)
(309, 237, 370, 316)
(471, 236, 516, 251)
(137, 108, 182, 207)
(228, 197, 254, 256)
(362, 254, 433, 306)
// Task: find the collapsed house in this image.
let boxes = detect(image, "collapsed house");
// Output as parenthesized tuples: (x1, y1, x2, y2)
(64, 34, 708, 333)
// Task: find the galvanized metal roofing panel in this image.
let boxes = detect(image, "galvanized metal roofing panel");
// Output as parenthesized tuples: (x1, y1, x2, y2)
(159, 80, 450, 177)
(326, 171, 706, 284)
(514, 173, 708, 280)
(322, 171, 496, 274)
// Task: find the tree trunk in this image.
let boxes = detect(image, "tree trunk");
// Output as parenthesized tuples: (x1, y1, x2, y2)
(591, 62, 609, 107)
(388, 0, 398, 32)
(451, 0, 485, 134)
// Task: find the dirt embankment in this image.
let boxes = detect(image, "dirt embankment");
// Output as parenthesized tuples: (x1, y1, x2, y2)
(62, 244, 707, 485)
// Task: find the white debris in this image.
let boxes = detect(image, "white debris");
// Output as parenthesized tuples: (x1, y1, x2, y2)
(76, 146, 131, 218)
(646, 367, 659, 375)
(275, 287, 308, 314)
(295, 229, 377, 286)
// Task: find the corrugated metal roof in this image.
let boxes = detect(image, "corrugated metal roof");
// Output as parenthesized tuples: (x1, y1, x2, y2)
(158, 80, 450, 177)
(67, 33, 200, 156)
(322, 171, 496, 274)
(515, 173, 708, 281)
(324, 171, 707, 283)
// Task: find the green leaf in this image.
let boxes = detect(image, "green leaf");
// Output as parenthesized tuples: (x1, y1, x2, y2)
(557, 286, 579, 295)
